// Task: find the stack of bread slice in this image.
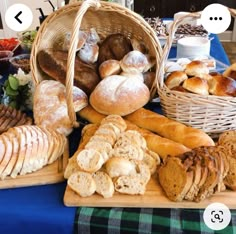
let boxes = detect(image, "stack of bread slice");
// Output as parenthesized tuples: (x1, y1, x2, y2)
(0, 125, 67, 179)
(158, 145, 229, 202)
(66, 114, 161, 198)
(0, 104, 32, 133)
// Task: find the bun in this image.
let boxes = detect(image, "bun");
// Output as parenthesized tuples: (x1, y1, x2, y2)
(125, 108, 215, 149)
(99, 59, 121, 79)
(105, 157, 136, 178)
(98, 33, 132, 65)
(182, 77, 209, 95)
(165, 71, 188, 89)
(171, 85, 189, 93)
(78, 43, 99, 64)
(120, 50, 149, 73)
(208, 74, 236, 96)
(37, 49, 100, 95)
(89, 75, 150, 116)
(185, 60, 209, 76)
(223, 63, 236, 80)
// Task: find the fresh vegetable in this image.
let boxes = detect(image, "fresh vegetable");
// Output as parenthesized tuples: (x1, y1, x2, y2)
(0, 38, 19, 51)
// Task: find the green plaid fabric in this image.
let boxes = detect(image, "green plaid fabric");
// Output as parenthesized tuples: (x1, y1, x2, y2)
(74, 208, 236, 234)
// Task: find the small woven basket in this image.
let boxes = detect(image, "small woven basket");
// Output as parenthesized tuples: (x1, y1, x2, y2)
(31, 0, 162, 128)
(157, 9, 236, 138)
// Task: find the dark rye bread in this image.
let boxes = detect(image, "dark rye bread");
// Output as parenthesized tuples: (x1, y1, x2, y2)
(158, 156, 194, 202)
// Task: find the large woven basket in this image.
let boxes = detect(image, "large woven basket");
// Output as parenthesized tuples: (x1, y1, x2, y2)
(31, 0, 162, 127)
(157, 9, 236, 138)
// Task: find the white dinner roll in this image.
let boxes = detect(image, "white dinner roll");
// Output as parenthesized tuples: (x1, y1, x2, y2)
(89, 75, 150, 116)
(120, 50, 149, 73)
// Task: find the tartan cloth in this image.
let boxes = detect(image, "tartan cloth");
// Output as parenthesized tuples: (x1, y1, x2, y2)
(74, 207, 236, 234)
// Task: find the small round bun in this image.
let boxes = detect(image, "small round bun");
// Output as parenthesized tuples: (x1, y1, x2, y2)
(90, 75, 150, 116)
(99, 59, 121, 79)
(120, 50, 149, 73)
(182, 77, 209, 95)
(185, 60, 209, 76)
(208, 74, 236, 96)
(165, 71, 188, 89)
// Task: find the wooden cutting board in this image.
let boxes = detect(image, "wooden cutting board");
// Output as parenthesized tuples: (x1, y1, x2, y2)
(64, 173, 236, 209)
(0, 140, 69, 189)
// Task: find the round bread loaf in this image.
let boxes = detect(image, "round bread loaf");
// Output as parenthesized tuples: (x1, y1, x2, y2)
(89, 75, 150, 116)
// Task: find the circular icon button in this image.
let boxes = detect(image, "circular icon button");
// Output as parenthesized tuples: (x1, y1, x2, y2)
(5, 4, 33, 32)
(200, 3, 231, 34)
(203, 202, 231, 231)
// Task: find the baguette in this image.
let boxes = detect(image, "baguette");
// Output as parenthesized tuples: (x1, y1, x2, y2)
(125, 108, 215, 149)
(78, 105, 191, 159)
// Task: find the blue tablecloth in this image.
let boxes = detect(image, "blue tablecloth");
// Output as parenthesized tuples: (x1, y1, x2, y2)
(0, 34, 230, 234)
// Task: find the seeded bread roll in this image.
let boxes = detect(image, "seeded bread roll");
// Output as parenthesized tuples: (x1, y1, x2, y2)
(90, 75, 150, 116)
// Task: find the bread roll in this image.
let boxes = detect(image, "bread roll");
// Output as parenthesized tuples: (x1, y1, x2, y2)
(185, 60, 209, 76)
(120, 50, 149, 73)
(78, 43, 99, 64)
(182, 77, 209, 95)
(165, 71, 188, 89)
(125, 108, 215, 149)
(89, 75, 150, 116)
(208, 74, 236, 96)
(99, 59, 121, 79)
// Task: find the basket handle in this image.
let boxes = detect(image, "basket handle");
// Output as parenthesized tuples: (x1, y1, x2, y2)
(66, 0, 101, 128)
(158, 7, 236, 89)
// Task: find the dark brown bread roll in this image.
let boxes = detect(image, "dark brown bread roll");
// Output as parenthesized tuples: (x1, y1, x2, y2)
(37, 49, 100, 95)
(98, 33, 132, 65)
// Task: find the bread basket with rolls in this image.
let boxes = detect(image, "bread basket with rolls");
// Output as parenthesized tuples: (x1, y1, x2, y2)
(157, 8, 236, 138)
(30, 0, 162, 127)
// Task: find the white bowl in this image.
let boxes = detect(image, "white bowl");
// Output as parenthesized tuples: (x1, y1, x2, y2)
(176, 36, 210, 58)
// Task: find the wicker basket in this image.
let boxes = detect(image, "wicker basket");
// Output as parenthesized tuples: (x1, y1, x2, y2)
(31, 0, 162, 128)
(157, 9, 236, 138)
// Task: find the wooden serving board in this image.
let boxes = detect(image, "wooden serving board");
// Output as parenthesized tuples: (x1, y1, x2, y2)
(0, 141, 69, 189)
(64, 173, 236, 209)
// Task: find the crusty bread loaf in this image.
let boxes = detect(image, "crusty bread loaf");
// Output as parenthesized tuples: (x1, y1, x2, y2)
(78, 105, 191, 159)
(90, 75, 150, 116)
(37, 49, 100, 95)
(34, 80, 88, 136)
(68, 171, 96, 197)
(92, 171, 114, 198)
(125, 108, 215, 149)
